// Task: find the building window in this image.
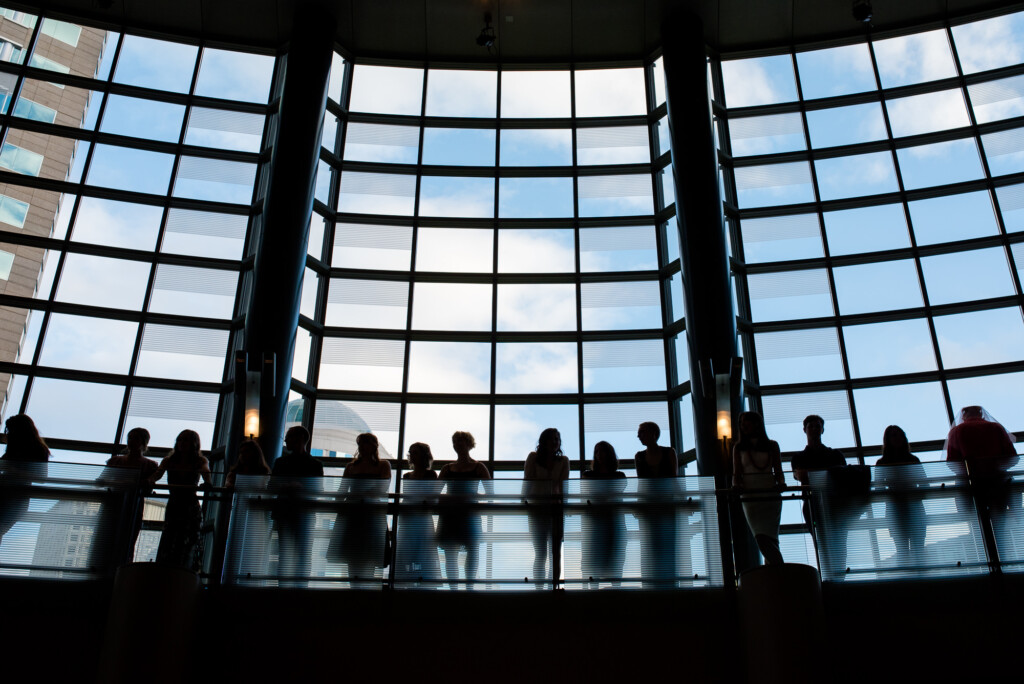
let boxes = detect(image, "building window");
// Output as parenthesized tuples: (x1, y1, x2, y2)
(41, 18, 80, 47)
(0, 249, 14, 280)
(0, 37, 25, 64)
(0, 193, 29, 227)
(0, 9, 34, 28)
(0, 143, 43, 176)
(13, 97, 56, 123)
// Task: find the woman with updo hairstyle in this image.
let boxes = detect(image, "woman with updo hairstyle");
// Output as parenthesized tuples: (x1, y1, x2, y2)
(581, 441, 627, 587)
(437, 431, 491, 589)
(403, 442, 436, 480)
(0, 414, 50, 545)
(329, 433, 392, 583)
(225, 439, 271, 488)
(396, 441, 440, 584)
(524, 427, 570, 586)
(150, 429, 212, 570)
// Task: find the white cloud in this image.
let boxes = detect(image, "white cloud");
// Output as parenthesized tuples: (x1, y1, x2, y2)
(953, 14, 1024, 74)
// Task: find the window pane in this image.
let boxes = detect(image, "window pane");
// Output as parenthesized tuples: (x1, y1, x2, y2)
(99, 95, 185, 142)
(815, 151, 898, 201)
(908, 191, 998, 245)
(38, 314, 136, 374)
(747, 269, 833, 322)
(896, 139, 984, 190)
(412, 282, 491, 331)
(500, 129, 572, 166)
(952, 11, 1024, 74)
(343, 123, 419, 164)
(578, 174, 653, 217)
(312, 399, 400, 459)
(160, 208, 248, 260)
(86, 144, 174, 195)
(740, 214, 823, 263)
(419, 176, 494, 218)
(55, 254, 149, 310)
(577, 125, 650, 164)
(498, 229, 575, 273)
(580, 225, 658, 271)
(734, 161, 814, 208)
(318, 337, 404, 392)
(969, 74, 1024, 123)
(853, 382, 949, 444)
(71, 197, 162, 251)
(324, 278, 408, 329)
(796, 43, 877, 98)
(349, 65, 423, 115)
(574, 67, 645, 117)
(580, 281, 660, 331)
(404, 403, 490, 459)
(332, 222, 412, 270)
(422, 128, 495, 166)
(194, 48, 274, 103)
(136, 324, 228, 383)
(833, 259, 923, 314)
(843, 319, 937, 377)
(184, 108, 265, 153)
(920, 247, 1015, 305)
(997, 184, 1024, 233)
(805, 102, 886, 149)
(499, 178, 573, 218)
(497, 284, 576, 332)
(495, 343, 578, 394)
(425, 69, 496, 117)
(125, 387, 217, 448)
(26, 378, 122, 442)
(337, 171, 416, 216)
(823, 203, 909, 256)
(754, 328, 844, 385)
(873, 30, 957, 88)
(934, 307, 1024, 369)
(947, 372, 1024, 433)
(582, 339, 665, 393)
(113, 35, 198, 93)
(982, 127, 1024, 176)
(762, 391, 855, 452)
(150, 265, 237, 319)
(582, 401, 669, 461)
(494, 404, 579, 462)
(720, 55, 798, 107)
(886, 89, 971, 137)
(415, 227, 492, 273)
(173, 156, 256, 204)
(500, 71, 570, 117)
(728, 113, 805, 156)
(407, 342, 490, 393)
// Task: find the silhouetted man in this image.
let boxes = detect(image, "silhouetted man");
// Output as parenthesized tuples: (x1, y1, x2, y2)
(271, 426, 323, 586)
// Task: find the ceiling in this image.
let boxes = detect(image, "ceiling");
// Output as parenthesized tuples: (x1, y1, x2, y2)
(22, 0, 1024, 61)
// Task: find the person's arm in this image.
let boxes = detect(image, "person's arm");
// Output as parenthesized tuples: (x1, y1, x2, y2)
(149, 458, 168, 487)
(558, 456, 570, 481)
(379, 460, 392, 480)
(523, 452, 538, 480)
(199, 456, 213, 488)
(476, 461, 492, 480)
(666, 447, 679, 477)
(731, 444, 743, 488)
(945, 429, 963, 462)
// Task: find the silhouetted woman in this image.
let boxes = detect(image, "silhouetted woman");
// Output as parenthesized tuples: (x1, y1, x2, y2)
(524, 427, 569, 586)
(396, 442, 440, 584)
(332, 432, 392, 584)
(732, 411, 785, 566)
(97, 426, 157, 567)
(0, 414, 50, 545)
(877, 425, 926, 563)
(635, 421, 678, 585)
(225, 439, 271, 488)
(581, 441, 626, 587)
(437, 431, 491, 590)
(150, 429, 211, 570)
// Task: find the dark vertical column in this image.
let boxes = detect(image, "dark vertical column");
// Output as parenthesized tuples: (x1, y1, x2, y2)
(660, 13, 737, 479)
(243, 2, 336, 464)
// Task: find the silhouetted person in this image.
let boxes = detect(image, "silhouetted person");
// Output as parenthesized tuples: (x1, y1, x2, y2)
(225, 439, 271, 488)
(792, 414, 852, 579)
(437, 431, 491, 590)
(94, 427, 157, 569)
(524, 427, 570, 587)
(0, 414, 50, 546)
(150, 429, 212, 571)
(945, 405, 1017, 513)
(876, 425, 926, 564)
(271, 425, 323, 586)
(732, 411, 785, 566)
(635, 421, 679, 586)
(581, 441, 626, 587)
(396, 442, 440, 584)
(329, 432, 392, 585)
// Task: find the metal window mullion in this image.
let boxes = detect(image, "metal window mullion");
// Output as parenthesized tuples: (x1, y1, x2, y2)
(867, 37, 956, 428)
(489, 68, 501, 468)
(790, 49, 864, 458)
(570, 67, 586, 473)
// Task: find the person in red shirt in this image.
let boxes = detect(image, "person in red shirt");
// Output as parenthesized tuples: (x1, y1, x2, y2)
(945, 405, 1018, 513)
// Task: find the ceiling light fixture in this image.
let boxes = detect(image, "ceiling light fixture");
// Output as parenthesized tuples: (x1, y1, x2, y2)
(852, 0, 873, 23)
(476, 12, 496, 49)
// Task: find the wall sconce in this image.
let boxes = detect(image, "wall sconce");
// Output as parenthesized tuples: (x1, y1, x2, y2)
(715, 373, 733, 441)
(235, 351, 275, 440)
